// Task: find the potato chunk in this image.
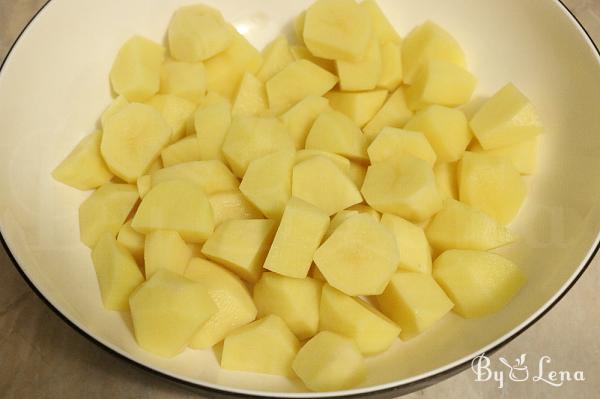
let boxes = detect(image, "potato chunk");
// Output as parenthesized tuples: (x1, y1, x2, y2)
(326, 90, 388, 128)
(293, 331, 365, 392)
(404, 105, 471, 163)
(368, 128, 437, 167)
(195, 100, 231, 162)
(208, 190, 263, 226)
(292, 156, 362, 216)
(256, 36, 294, 82)
(129, 270, 217, 357)
(185, 258, 257, 348)
(253, 273, 322, 340)
(265, 60, 338, 111)
(239, 150, 295, 220)
(305, 110, 368, 162)
(52, 131, 113, 190)
(160, 60, 206, 103)
(101, 103, 172, 183)
(231, 73, 268, 117)
(314, 214, 399, 295)
(222, 116, 295, 177)
(337, 39, 382, 91)
(426, 199, 515, 251)
(433, 250, 526, 318)
(263, 197, 330, 278)
(459, 152, 526, 224)
(201, 219, 276, 283)
(168, 5, 233, 62)
(402, 21, 466, 84)
(79, 183, 139, 248)
(377, 42, 403, 91)
(146, 94, 196, 142)
(131, 180, 215, 243)
(92, 233, 144, 310)
(116, 220, 145, 265)
(319, 284, 400, 355)
(144, 230, 192, 278)
(376, 272, 453, 339)
(470, 83, 542, 150)
(151, 160, 238, 195)
(470, 136, 539, 175)
(360, 0, 401, 43)
(434, 162, 458, 200)
(363, 88, 413, 141)
(381, 214, 432, 274)
(280, 96, 330, 149)
(361, 155, 442, 222)
(161, 136, 202, 167)
(304, 0, 372, 62)
(222, 315, 300, 377)
(110, 35, 165, 101)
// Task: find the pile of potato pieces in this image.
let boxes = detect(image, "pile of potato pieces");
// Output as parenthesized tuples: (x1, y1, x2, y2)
(52, 0, 543, 392)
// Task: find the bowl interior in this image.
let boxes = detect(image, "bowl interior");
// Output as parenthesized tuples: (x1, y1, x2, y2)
(1, 0, 600, 396)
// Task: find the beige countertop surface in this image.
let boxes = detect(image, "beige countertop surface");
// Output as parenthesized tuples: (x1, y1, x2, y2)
(1, 1, 599, 398)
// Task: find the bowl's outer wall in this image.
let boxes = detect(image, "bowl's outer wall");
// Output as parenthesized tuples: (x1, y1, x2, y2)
(0, 0, 600, 397)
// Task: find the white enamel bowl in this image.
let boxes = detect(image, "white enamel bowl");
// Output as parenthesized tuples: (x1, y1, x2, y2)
(1, 0, 600, 397)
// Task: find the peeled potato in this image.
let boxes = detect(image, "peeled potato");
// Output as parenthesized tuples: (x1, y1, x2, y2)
(160, 60, 206, 103)
(336, 38, 382, 92)
(256, 36, 294, 82)
(231, 73, 268, 117)
(305, 110, 368, 162)
(161, 136, 202, 167)
(145, 94, 196, 142)
(326, 90, 388, 128)
(151, 160, 239, 195)
(101, 103, 172, 183)
(378, 41, 403, 91)
(368, 127, 437, 167)
(144, 230, 192, 278)
(280, 96, 331, 149)
(195, 100, 231, 162)
(381, 214, 432, 274)
(208, 190, 263, 226)
(363, 88, 413, 141)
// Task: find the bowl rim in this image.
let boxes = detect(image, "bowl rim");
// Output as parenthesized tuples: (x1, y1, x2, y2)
(1, 0, 599, 397)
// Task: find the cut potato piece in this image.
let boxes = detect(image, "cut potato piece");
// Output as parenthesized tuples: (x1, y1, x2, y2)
(100, 96, 129, 129)
(346, 204, 381, 222)
(360, 0, 401, 43)
(222, 315, 300, 377)
(185, 258, 257, 348)
(378, 42, 403, 91)
(208, 190, 263, 226)
(470, 136, 539, 175)
(381, 214, 432, 274)
(292, 156, 363, 216)
(231, 73, 268, 117)
(195, 101, 231, 162)
(131, 180, 215, 243)
(265, 60, 338, 111)
(337, 39, 382, 91)
(92, 232, 144, 310)
(146, 94, 196, 142)
(376, 272, 453, 339)
(295, 150, 350, 174)
(101, 103, 172, 183)
(151, 160, 238, 195)
(253, 273, 323, 339)
(459, 152, 526, 224)
(368, 128, 437, 167)
(168, 5, 233, 62)
(404, 105, 471, 163)
(293, 331, 366, 392)
(79, 183, 139, 248)
(313, 214, 399, 295)
(426, 199, 515, 251)
(305, 110, 368, 162)
(129, 270, 217, 357)
(319, 284, 400, 355)
(161, 136, 202, 167)
(363, 88, 413, 141)
(109, 35, 165, 102)
(362, 155, 442, 222)
(434, 162, 458, 200)
(239, 150, 294, 220)
(324, 210, 359, 240)
(52, 131, 113, 190)
(470, 83, 542, 150)
(280, 95, 330, 149)
(304, 0, 372, 62)
(201, 219, 276, 283)
(290, 45, 337, 74)
(205, 31, 263, 100)
(402, 21, 466, 84)
(433, 250, 526, 318)
(117, 220, 145, 265)
(347, 161, 367, 189)
(222, 116, 295, 177)
(160, 60, 206, 103)
(257, 36, 294, 82)
(264, 197, 330, 278)
(406, 59, 477, 110)
(144, 230, 192, 278)
(326, 90, 388, 128)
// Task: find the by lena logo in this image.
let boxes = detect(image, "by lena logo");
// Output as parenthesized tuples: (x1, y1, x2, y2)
(471, 353, 585, 389)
